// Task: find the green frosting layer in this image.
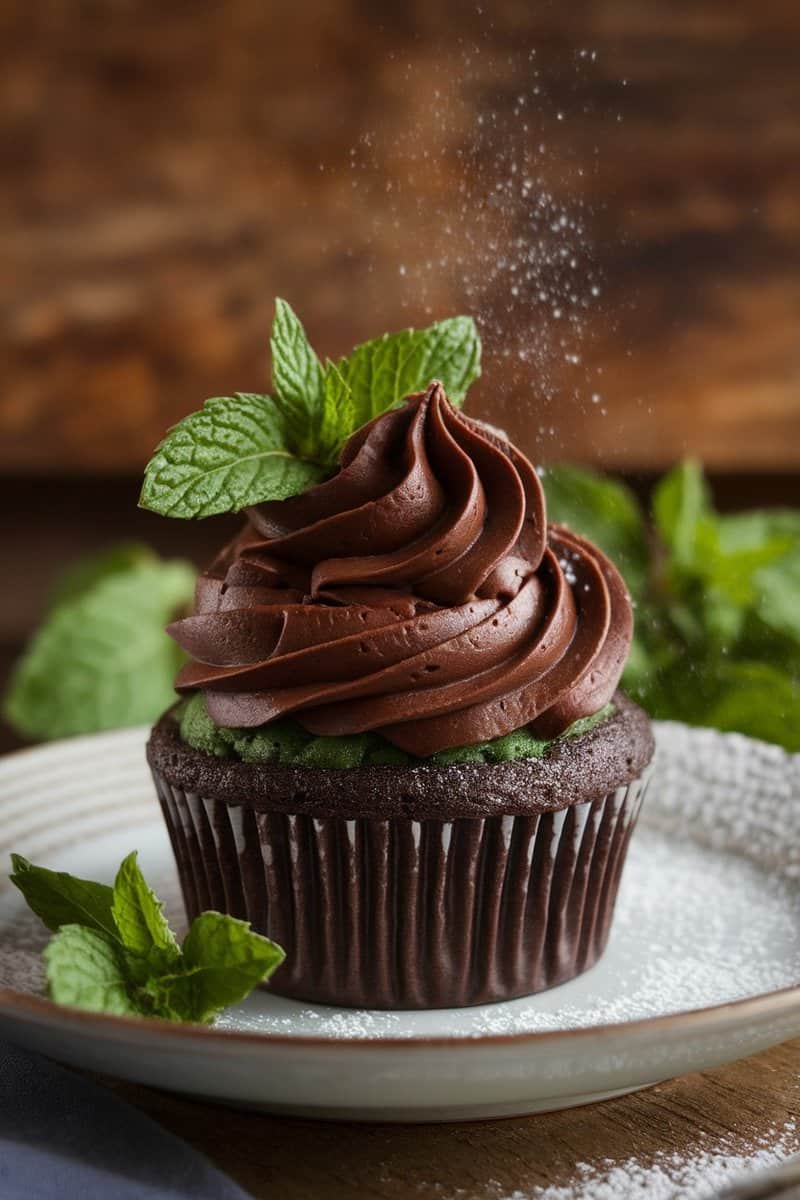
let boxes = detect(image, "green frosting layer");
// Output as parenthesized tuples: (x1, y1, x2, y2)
(177, 693, 614, 769)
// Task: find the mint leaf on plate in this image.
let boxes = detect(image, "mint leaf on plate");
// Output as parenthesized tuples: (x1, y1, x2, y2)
(145, 912, 285, 1024)
(45, 926, 143, 1017)
(3, 557, 195, 740)
(139, 392, 324, 519)
(111, 852, 180, 967)
(12, 853, 285, 1024)
(10, 855, 117, 939)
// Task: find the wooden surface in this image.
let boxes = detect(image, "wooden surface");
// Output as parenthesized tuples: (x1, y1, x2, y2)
(100, 1041, 800, 1198)
(2, 0, 800, 474)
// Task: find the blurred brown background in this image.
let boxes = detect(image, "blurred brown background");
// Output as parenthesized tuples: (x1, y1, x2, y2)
(1, 0, 799, 740)
(3, 0, 800, 473)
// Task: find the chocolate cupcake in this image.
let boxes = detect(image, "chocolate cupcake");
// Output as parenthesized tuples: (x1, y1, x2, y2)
(147, 380, 654, 1009)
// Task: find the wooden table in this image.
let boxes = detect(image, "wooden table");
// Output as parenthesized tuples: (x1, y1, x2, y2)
(102, 1044, 800, 1198)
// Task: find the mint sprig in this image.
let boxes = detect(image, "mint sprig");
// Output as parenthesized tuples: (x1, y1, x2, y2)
(139, 301, 481, 519)
(11, 852, 284, 1023)
(542, 460, 800, 752)
(3, 547, 195, 741)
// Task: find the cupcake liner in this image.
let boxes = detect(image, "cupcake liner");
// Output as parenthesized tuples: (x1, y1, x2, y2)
(151, 767, 650, 1009)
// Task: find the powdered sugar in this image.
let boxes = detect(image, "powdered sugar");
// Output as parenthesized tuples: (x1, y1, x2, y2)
(209, 817, 800, 1040)
(343, 46, 624, 436)
(522, 1120, 799, 1199)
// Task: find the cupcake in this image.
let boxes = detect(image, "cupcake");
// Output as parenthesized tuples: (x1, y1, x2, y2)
(147, 379, 654, 1009)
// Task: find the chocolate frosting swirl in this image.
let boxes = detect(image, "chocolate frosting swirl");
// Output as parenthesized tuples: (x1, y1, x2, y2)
(169, 383, 633, 755)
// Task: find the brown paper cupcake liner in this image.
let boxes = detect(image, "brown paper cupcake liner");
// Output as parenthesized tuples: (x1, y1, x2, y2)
(150, 767, 650, 1009)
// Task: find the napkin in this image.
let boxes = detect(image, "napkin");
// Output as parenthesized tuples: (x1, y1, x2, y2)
(0, 1040, 253, 1199)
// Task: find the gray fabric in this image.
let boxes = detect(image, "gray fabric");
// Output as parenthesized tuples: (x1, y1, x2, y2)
(0, 1040, 253, 1199)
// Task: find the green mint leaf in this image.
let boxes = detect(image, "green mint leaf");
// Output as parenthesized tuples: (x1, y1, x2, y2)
(141, 308, 482, 517)
(147, 912, 285, 1024)
(47, 542, 156, 613)
(111, 852, 180, 968)
(754, 548, 800, 644)
(333, 315, 481, 432)
(716, 509, 800, 555)
(139, 392, 324, 519)
(317, 361, 357, 466)
(621, 632, 656, 699)
(13, 852, 286, 1022)
(3, 558, 195, 740)
(45, 925, 142, 1016)
(541, 464, 649, 602)
(652, 459, 713, 568)
(704, 661, 800, 752)
(10, 856, 118, 939)
(270, 299, 326, 459)
(716, 511, 800, 642)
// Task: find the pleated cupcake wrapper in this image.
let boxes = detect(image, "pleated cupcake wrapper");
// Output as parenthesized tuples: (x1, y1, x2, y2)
(151, 769, 650, 1009)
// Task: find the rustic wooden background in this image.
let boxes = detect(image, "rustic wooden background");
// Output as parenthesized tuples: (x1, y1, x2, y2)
(2, 0, 799, 475)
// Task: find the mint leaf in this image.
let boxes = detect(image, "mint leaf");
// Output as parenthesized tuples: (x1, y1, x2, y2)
(652, 470, 796, 652)
(755, 548, 800, 643)
(142, 306, 482, 515)
(704, 661, 800, 752)
(541, 464, 649, 602)
(112, 852, 180, 968)
(45, 926, 142, 1016)
(147, 912, 284, 1024)
(718, 512, 800, 642)
(3, 558, 195, 740)
(10, 856, 117, 939)
(653, 460, 713, 568)
(271, 299, 326, 459)
(317, 361, 357, 466)
(48, 542, 156, 612)
(14, 851, 286, 1023)
(333, 315, 481, 432)
(139, 392, 324, 519)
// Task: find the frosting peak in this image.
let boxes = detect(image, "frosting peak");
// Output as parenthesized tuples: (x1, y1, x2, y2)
(169, 383, 632, 755)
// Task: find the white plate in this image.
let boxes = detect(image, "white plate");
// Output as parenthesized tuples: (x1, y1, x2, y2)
(0, 723, 798, 1122)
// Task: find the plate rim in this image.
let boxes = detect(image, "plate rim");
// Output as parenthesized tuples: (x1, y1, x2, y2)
(1, 977, 800, 1052)
(1, 723, 799, 1053)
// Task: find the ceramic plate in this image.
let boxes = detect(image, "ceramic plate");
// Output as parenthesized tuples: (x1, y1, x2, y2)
(0, 723, 798, 1122)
